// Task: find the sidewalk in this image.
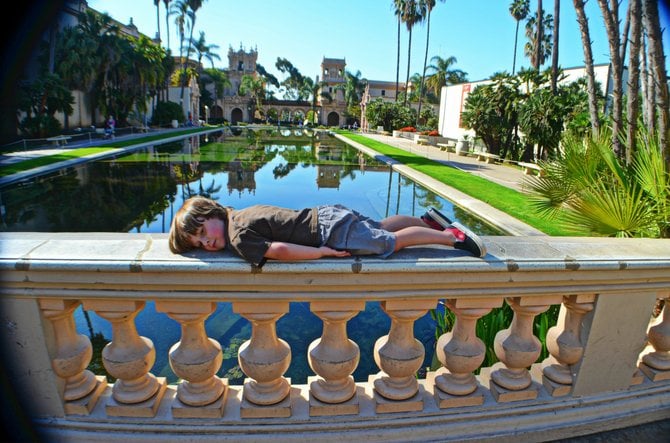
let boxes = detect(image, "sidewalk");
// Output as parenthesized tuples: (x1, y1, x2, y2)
(359, 132, 532, 193)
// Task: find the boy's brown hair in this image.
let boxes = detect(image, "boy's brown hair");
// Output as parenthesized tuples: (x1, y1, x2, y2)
(169, 197, 228, 253)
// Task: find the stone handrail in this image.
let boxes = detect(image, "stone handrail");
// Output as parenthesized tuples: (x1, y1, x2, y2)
(1, 232, 669, 442)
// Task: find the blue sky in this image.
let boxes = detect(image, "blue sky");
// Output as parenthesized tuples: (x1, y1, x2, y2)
(88, 1, 668, 84)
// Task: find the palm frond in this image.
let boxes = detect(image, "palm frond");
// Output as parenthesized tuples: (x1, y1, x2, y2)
(563, 180, 656, 237)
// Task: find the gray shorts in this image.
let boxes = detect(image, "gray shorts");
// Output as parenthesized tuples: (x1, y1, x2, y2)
(317, 205, 396, 258)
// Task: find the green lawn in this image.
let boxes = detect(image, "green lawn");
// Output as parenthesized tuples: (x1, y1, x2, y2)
(0, 147, 114, 177)
(340, 132, 578, 236)
(0, 127, 211, 177)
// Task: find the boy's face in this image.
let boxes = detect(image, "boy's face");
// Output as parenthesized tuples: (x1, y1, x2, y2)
(188, 217, 226, 251)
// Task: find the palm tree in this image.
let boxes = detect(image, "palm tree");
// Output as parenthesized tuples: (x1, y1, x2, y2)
(509, 0, 530, 75)
(392, 0, 405, 102)
(162, 0, 172, 50)
(550, 0, 560, 93)
(535, 0, 543, 71)
(153, 0, 161, 44)
(641, 0, 669, 168)
(424, 55, 467, 96)
(239, 74, 266, 121)
(401, 0, 424, 107)
(572, 0, 600, 137)
(524, 9, 553, 70)
(181, 1, 206, 98)
(169, 0, 189, 69)
(596, 0, 624, 158)
(625, 0, 642, 161)
(202, 68, 230, 119)
(76, 10, 120, 124)
(190, 31, 220, 68)
(305, 76, 331, 125)
(526, 128, 669, 238)
(416, 0, 444, 127)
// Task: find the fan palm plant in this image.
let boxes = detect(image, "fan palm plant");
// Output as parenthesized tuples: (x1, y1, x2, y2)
(526, 128, 669, 238)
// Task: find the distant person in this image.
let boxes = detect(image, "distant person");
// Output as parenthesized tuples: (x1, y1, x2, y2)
(105, 115, 116, 139)
(168, 197, 486, 267)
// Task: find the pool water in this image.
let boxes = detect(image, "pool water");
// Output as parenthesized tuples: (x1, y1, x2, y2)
(1, 130, 502, 383)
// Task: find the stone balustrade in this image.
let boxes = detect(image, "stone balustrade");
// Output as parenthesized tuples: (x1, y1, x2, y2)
(1, 232, 670, 442)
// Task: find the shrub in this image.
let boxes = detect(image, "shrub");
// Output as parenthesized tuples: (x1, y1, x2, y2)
(399, 126, 416, 132)
(151, 101, 185, 127)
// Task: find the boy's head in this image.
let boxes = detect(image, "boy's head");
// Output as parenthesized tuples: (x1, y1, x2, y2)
(169, 197, 228, 253)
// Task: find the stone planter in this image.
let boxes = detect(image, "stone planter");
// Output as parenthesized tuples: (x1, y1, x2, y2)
(392, 130, 401, 138)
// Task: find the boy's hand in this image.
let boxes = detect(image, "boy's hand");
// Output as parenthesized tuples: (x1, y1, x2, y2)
(319, 246, 351, 257)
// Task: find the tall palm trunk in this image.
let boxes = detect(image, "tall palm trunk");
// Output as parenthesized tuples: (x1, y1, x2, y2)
(416, 8, 431, 127)
(597, 0, 624, 158)
(180, 16, 196, 101)
(395, 16, 401, 102)
(640, 34, 655, 133)
(550, 0, 560, 93)
(625, 0, 642, 164)
(642, 0, 670, 168)
(573, 0, 601, 137)
(404, 28, 412, 107)
(512, 19, 521, 74)
(535, 0, 543, 70)
(165, 11, 171, 50)
(155, 1, 161, 43)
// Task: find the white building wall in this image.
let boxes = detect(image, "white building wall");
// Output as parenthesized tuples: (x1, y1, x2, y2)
(437, 64, 614, 142)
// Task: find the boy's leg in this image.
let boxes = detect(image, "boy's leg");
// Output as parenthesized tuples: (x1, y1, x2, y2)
(392, 225, 487, 258)
(379, 214, 433, 232)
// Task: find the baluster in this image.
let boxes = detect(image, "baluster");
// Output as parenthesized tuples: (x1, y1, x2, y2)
(489, 296, 560, 402)
(308, 300, 364, 416)
(542, 294, 595, 396)
(371, 299, 435, 413)
(39, 299, 107, 415)
(83, 300, 166, 417)
(640, 294, 670, 381)
(233, 301, 291, 418)
(155, 301, 227, 418)
(432, 298, 501, 408)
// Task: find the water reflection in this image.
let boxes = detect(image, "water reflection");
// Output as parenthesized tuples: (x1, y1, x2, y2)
(1, 130, 502, 235)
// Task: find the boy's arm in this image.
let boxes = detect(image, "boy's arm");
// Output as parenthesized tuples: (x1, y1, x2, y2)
(264, 242, 351, 260)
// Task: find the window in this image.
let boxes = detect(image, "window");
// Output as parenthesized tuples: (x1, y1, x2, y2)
(329, 87, 333, 93)
(381, 90, 386, 96)
(238, 61, 244, 71)
(324, 68, 329, 76)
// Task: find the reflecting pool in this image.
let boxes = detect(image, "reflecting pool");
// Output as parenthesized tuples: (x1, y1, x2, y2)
(1, 129, 503, 383)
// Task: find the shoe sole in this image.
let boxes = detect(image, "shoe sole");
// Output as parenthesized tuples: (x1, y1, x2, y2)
(451, 221, 487, 258)
(427, 207, 453, 229)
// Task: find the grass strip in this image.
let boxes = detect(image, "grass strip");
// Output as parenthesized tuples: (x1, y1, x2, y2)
(341, 132, 577, 236)
(0, 127, 212, 177)
(0, 147, 113, 177)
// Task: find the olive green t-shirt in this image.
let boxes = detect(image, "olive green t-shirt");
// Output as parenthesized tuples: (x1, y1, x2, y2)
(226, 205, 320, 266)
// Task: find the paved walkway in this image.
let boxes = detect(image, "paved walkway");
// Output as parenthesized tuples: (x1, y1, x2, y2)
(359, 132, 533, 193)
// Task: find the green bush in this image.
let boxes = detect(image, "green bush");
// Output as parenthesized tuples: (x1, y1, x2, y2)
(151, 101, 184, 127)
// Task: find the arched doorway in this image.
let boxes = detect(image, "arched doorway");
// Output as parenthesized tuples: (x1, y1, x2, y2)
(327, 112, 340, 127)
(231, 108, 243, 124)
